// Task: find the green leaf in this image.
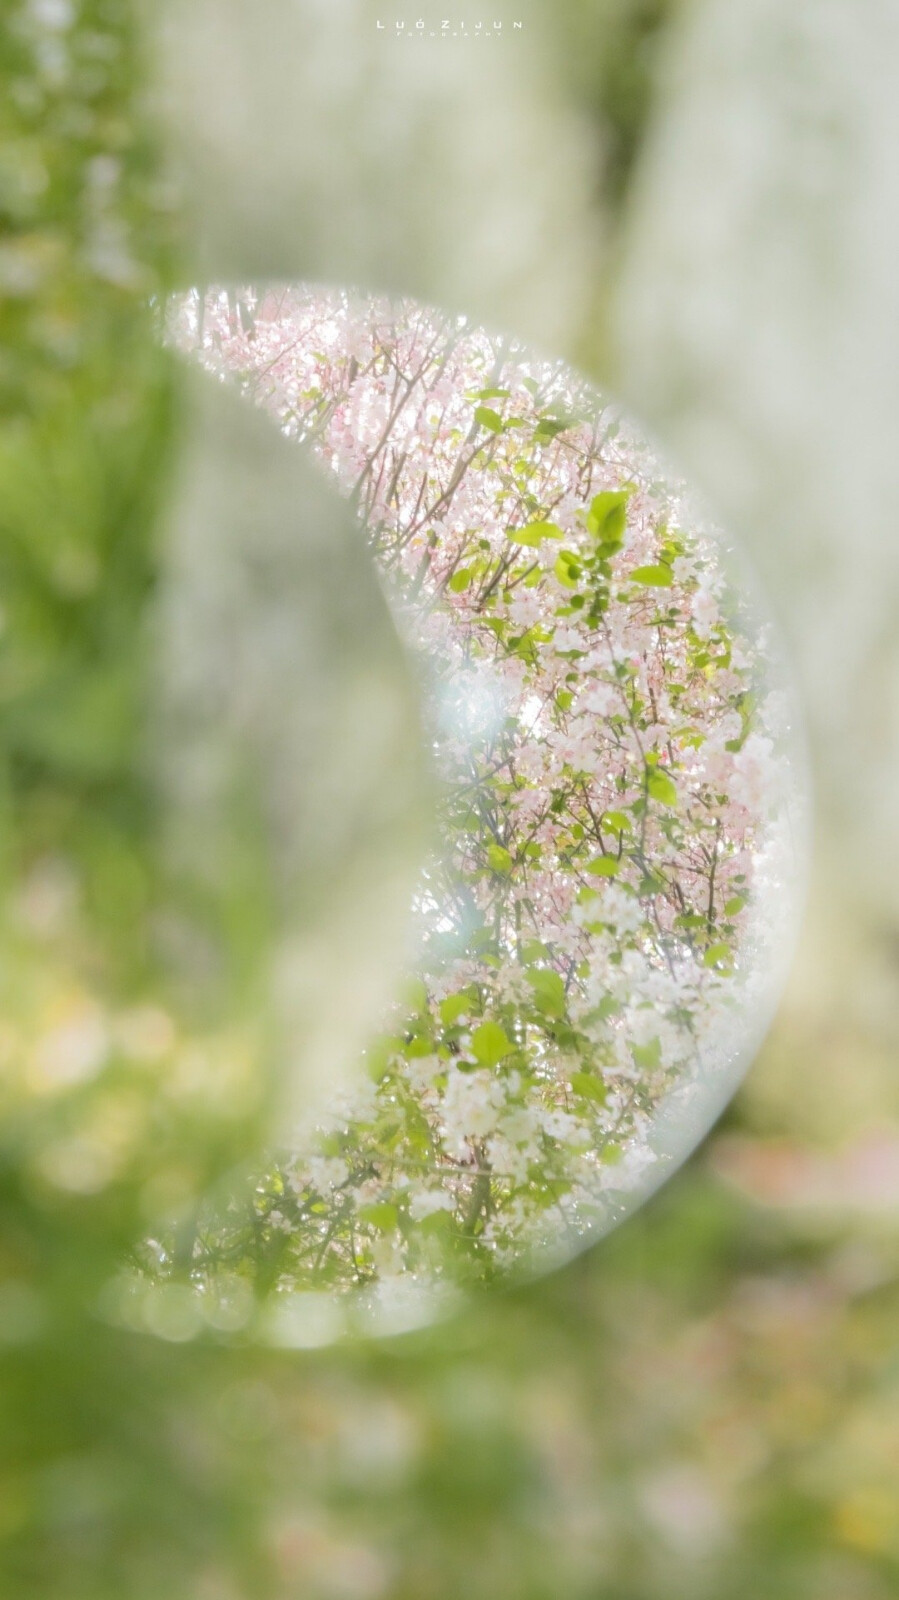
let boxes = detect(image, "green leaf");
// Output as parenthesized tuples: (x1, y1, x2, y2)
(471, 1021, 513, 1066)
(724, 895, 747, 917)
(570, 1071, 607, 1104)
(588, 489, 628, 525)
(646, 769, 677, 807)
(440, 993, 470, 1027)
(554, 551, 581, 589)
(482, 617, 508, 639)
(586, 855, 620, 877)
(510, 629, 538, 664)
(449, 567, 473, 593)
(535, 417, 571, 440)
(525, 967, 567, 1017)
(598, 511, 627, 554)
(474, 405, 503, 432)
(520, 939, 549, 965)
(486, 842, 513, 875)
(416, 1207, 453, 1235)
(602, 810, 632, 834)
(507, 520, 563, 546)
(630, 564, 673, 587)
(587, 490, 630, 549)
(638, 875, 664, 898)
(357, 1203, 398, 1232)
(632, 1037, 662, 1070)
(406, 1034, 434, 1058)
(583, 995, 621, 1026)
(703, 942, 733, 969)
(475, 386, 510, 400)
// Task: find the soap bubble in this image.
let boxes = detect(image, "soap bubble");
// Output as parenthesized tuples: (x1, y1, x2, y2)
(153, 283, 808, 1337)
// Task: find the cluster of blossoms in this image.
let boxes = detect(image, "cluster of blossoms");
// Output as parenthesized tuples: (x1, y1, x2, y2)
(163, 285, 795, 1295)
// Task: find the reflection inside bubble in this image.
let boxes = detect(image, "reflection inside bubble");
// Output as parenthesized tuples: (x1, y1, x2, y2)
(150, 284, 806, 1327)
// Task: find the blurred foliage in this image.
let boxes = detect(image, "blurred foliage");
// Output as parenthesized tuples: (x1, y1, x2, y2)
(2, 3, 899, 1600)
(0, 0, 278, 1376)
(0, 0, 176, 959)
(5, 1137, 899, 1600)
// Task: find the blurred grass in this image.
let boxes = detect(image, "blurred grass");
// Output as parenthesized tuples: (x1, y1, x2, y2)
(5, 1135, 899, 1600)
(2, 3, 899, 1599)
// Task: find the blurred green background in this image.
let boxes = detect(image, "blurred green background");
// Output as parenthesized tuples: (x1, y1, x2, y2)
(2, 2, 898, 1598)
